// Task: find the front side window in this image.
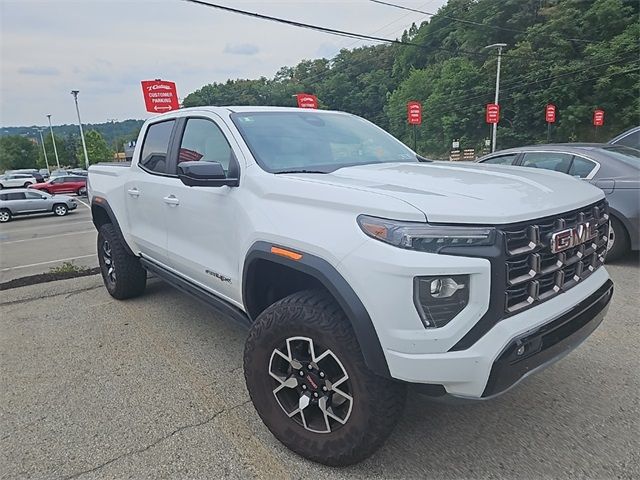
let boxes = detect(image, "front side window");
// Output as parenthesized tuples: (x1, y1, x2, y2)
(231, 112, 417, 173)
(481, 153, 518, 165)
(25, 191, 46, 199)
(178, 118, 234, 172)
(139, 120, 175, 174)
(521, 152, 573, 173)
(612, 129, 640, 149)
(568, 157, 597, 178)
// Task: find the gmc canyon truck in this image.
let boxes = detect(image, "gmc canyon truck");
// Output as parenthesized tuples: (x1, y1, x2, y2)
(88, 107, 613, 466)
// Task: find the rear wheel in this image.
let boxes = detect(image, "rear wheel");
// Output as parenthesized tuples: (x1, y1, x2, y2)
(606, 217, 630, 262)
(0, 209, 11, 223)
(77, 186, 87, 196)
(97, 223, 146, 299)
(244, 289, 406, 466)
(23, 182, 32, 188)
(53, 204, 68, 216)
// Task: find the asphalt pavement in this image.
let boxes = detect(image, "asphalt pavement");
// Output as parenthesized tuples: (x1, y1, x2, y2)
(1, 255, 638, 479)
(0, 200, 97, 283)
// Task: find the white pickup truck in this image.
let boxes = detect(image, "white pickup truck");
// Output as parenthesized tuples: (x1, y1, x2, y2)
(88, 106, 613, 466)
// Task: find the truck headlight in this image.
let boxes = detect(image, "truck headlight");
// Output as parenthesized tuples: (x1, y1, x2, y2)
(414, 275, 469, 328)
(357, 215, 494, 253)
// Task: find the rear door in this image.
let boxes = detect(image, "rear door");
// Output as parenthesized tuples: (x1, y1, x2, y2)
(124, 119, 177, 264)
(5, 192, 28, 213)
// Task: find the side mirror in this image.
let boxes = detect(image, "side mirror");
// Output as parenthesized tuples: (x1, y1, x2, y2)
(41, 195, 47, 199)
(177, 161, 239, 187)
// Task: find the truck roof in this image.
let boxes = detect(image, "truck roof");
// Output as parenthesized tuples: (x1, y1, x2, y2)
(150, 105, 348, 119)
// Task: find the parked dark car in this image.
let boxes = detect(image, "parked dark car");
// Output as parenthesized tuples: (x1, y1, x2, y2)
(477, 144, 639, 260)
(609, 126, 640, 150)
(0, 188, 77, 223)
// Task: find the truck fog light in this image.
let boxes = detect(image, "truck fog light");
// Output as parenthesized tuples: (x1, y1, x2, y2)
(414, 275, 469, 328)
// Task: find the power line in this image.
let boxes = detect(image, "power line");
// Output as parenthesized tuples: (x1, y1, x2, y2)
(182, 0, 497, 60)
(368, 0, 599, 44)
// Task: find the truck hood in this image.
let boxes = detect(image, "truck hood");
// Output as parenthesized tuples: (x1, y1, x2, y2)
(289, 162, 605, 224)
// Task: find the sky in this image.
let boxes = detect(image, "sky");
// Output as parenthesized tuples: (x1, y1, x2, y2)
(0, 0, 446, 127)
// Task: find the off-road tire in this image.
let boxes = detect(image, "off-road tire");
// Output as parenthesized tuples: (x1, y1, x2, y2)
(0, 208, 11, 223)
(97, 223, 146, 299)
(606, 216, 629, 262)
(244, 289, 406, 466)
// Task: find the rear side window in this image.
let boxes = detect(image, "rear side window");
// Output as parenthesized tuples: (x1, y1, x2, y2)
(140, 120, 175, 174)
(482, 154, 518, 165)
(5, 192, 26, 200)
(178, 118, 234, 172)
(521, 152, 573, 173)
(568, 157, 597, 178)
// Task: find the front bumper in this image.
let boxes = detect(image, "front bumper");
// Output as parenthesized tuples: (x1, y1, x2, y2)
(482, 278, 612, 397)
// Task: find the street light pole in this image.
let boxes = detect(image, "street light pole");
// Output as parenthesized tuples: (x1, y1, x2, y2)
(71, 90, 90, 170)
(38, 129, 51, 174)
(46, 114, 61, 169)
(485, 43, 507, 153)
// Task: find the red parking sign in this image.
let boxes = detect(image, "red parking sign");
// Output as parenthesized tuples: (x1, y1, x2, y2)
(407, 101, 422, 125)
(486, 103, 500, 124)
(593, 109, 605, 126)
(296, 93, 318, 109)
(141, 80, 179, 113)
(545, 104, 556, 123)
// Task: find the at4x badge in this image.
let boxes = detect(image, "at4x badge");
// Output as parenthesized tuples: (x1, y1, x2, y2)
(550, 222, 599, 253)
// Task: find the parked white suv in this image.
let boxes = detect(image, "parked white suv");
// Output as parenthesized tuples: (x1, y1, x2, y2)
(88, 107, 613, 465)
(0, 173, 37, 189)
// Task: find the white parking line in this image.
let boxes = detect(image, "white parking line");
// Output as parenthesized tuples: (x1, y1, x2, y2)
(76, 198, 91, 209)
(0, 220, 93, 234)
(1, 229, 95, 245)
(0, 254, 96, 272)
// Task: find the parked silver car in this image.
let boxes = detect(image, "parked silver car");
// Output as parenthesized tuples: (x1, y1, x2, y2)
(477, 144, 640, 260)
(0, 188, 77, 223)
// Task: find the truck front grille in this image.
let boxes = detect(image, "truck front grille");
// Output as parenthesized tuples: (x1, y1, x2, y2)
(499, 200, 609, 316)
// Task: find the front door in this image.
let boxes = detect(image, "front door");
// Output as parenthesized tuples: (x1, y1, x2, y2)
(23, 191, 51, 212)
(164, 115, 243, 305)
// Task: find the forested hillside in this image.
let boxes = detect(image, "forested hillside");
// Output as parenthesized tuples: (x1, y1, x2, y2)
(184, 0, 639, 156)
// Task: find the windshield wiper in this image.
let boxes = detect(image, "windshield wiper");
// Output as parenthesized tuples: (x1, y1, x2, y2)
(274, 169, 328, 174)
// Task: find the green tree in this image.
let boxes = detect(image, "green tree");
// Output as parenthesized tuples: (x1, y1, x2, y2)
(81, 130, 113, 165)
(0, 135, 39, 172)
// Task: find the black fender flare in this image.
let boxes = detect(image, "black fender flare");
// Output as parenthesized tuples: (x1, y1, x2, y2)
(90, 197, 135, 256)
(242, 241, 390, 378)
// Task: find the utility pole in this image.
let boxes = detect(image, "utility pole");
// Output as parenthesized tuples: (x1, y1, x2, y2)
(38, 129, 51, 174)
(71, 90, 90, 170)
(46, 114, 61, 169)
(485, 43, 507, 153)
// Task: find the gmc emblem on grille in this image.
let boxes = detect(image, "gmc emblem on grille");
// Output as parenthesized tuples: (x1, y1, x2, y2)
(550, 222, 598, 253)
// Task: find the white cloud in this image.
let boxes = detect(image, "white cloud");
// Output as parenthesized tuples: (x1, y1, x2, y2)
(223, 43, 260, 55)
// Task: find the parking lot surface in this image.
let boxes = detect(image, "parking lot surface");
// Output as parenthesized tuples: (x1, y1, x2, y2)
(1, 256, 638, 479)
(0, 201, 97, 283)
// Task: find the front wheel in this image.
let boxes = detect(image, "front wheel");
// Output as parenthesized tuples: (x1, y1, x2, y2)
(97, 223, 146, 299)
(53, 204, 68, 216)
(244, 289, 406, 466)
(606, 217, 630, 262)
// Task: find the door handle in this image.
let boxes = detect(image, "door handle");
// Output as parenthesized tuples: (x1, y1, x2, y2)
(163, 195, 180, 206)
(127, 188, 140, 198)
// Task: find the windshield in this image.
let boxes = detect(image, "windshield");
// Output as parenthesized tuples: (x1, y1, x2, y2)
(231, 111, 417, 173)
(597, 145, 640, 168)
